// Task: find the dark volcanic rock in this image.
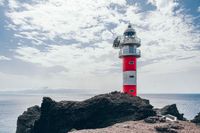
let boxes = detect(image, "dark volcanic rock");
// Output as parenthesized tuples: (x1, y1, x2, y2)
(191, 112, 200, 124)
(29, 91, 155, 133)
(158, 104, 185, 120)
(155, 122, 184, 133)
(16, 105, 40, 133)
(144, 115, 167, 124)
(144, 116, 161, 123)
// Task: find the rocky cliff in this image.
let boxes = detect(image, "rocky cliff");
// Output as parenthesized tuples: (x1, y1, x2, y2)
(154, 104, 185, 120)
(16, 105, 40, 133)
(16, 92, 156, 133)
(17, 92, 193, 133)
(192, 112, 200, 124)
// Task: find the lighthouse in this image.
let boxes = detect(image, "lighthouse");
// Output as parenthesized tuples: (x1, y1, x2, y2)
(113, 24, 141, 96)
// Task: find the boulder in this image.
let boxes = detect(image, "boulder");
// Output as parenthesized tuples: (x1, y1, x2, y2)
(16, 105, 40, 133)
(155, 122, 184, 133)
(30, 91, 156, 133)
(158, 104, 185, 120)
(144, 116, 165, 123)
(144, 116, 159, 123)
(191, 112, 200, 124)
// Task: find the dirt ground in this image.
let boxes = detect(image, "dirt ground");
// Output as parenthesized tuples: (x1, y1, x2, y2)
(70, 120, 200, 133)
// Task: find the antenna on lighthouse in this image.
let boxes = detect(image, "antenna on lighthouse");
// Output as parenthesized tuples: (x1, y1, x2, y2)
(113, 23, 141, 96)
(128, 23, 132, 28)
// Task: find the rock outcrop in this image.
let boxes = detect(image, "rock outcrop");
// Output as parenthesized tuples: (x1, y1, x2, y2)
(144, 116, 165, 123)
(16, 92, 190, 133)
(191, 112, 200, 124)
(16, 92, 156, 133)
(155, 104, 185, 120)
(155, 122, 184, 133)
(16, 105, 40, 133)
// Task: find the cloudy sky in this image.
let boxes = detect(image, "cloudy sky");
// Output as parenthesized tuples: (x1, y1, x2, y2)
(0, 0, 200, 93)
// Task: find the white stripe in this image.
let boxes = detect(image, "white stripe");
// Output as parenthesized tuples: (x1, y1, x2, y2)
(123, 71, 136, 85)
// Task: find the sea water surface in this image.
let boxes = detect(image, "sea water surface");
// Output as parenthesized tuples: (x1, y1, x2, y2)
(0, 93, 200, 133)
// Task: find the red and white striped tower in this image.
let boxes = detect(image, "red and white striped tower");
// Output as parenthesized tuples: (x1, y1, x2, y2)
(113, 24, 141, 96)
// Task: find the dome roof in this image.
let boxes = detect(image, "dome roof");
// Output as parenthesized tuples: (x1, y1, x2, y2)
(123, 24, 136, 36)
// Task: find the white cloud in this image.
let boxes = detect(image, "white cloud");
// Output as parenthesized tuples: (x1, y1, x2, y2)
(6, 0, 126, 44)
(0, 0, 4, 6)
(3, 0, 200, 92)
(0, 56, 11, 61)
(198, 6, 200, 12)
(7, 0, 200, 74)
(15, 42, 119, 76)
(14, 43, 121, 90)
(147, 0, 178, 15)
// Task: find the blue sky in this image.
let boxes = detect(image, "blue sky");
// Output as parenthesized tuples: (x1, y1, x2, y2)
(0, 0, 200, 93)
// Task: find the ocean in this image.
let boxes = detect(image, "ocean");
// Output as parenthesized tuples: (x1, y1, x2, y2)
(0, 93, 200, 133)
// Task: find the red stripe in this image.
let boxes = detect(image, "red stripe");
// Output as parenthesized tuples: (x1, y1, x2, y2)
(123, 56, 136, 71)
(123, 85, 137, 96)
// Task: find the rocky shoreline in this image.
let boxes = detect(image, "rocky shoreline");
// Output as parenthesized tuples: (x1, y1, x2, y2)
(16, 92, 200, 133)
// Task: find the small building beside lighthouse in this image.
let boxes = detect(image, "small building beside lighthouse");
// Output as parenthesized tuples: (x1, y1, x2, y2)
(113, 24, 141, 96)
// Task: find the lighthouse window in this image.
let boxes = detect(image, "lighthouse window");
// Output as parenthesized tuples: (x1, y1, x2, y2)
(129, 46, 134, 53)
(129, 75, 134, 78)
(129, 61, 134, 64)
(124, 31, 135, 37)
